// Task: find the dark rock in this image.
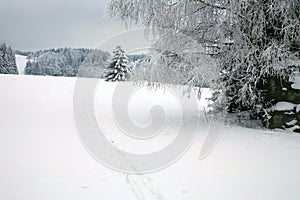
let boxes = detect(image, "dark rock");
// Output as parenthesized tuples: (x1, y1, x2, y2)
(268, 110, 296, 129)
(258, 75, 300, 105)
(294, 128, 300, 133)
(258, 74, 300, 132)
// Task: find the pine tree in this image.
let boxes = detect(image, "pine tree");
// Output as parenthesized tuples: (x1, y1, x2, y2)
(0, 43, 8, 74)
(0, 43, 18, 74)
(103, 46, 131, 81)
(6, 46, 18, 74)
(24, 61, 32, 75)
(0, 49, 4, 71)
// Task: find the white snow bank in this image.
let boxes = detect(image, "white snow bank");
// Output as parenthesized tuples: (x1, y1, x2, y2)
(297, 104, 300, 113)
(0, 75, 300, 200)
(286, 119, 298, 126)
(271, 101, 297, 111)
(15, 54, 28, 75)
(291, 73, 300, 90)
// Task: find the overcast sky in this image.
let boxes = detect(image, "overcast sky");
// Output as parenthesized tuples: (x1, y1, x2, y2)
(0, 0, 141, 51)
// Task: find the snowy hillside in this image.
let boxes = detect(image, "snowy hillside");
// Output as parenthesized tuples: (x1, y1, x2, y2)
(15, 55, 28, 75)
(0, 74, 300, 200)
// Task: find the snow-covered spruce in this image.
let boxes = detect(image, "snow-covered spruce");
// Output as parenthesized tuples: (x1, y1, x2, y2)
(0, 43, 18, 75)
(104, 46, 132, 82)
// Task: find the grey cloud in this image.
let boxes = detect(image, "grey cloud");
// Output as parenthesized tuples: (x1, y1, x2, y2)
(0, 0, 127, 50)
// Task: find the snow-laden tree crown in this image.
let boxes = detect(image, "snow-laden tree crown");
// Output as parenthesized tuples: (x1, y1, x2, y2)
(104, 46, 132, 81)
(109, 0, 299, 117)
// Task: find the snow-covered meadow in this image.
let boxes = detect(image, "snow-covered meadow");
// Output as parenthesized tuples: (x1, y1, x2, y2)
(0, 74, 300, 200)
(1, 0, 299, 198)
(15, 55, 27, 75)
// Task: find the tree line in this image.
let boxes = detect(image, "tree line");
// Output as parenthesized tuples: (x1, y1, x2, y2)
(0, 44, 146, 78)
(24, 48, 144, 78)
(24, 48, 110, 77)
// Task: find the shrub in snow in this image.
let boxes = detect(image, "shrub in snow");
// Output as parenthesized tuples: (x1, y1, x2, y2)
(104, 46, 132, 81)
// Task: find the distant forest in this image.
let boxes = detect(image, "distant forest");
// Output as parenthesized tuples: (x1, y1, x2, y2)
(23, 48, 109, 77)
(16, 48, 145, 78)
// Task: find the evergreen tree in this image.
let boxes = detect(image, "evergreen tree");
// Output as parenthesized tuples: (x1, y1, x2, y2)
(24, 61, 32, 75)
(0, 43, 8, 74)
(104, 46, 131, 81)
(0, 43, 18, 74)
(0, 49, 4, 72)
(6, 46, 18, 74)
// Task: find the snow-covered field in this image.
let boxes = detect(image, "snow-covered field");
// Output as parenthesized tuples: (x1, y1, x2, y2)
(292, 72, 300, 90)
(0, 74, 300, 200)
(15, 55, 28, 75)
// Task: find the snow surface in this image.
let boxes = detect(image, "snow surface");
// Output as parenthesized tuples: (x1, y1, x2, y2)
(286, 120, 297, 126)
(272, 102, 297, 111)
(15, 55, 28, 75)
(291, 73, 300, 90)
(297, 105, 300, 113)
(1, 74, 300, 200)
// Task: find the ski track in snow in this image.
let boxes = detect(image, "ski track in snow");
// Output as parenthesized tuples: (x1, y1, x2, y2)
(1, 74, 300, 200)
